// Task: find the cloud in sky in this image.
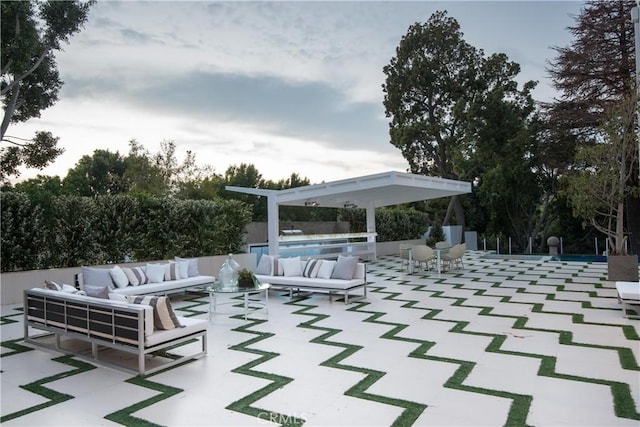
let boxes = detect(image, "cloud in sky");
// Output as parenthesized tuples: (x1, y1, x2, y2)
(10, 0, 585, 184)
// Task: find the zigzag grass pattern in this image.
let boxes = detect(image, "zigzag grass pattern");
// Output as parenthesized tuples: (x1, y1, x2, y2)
(0, 355, 95, 423)
(226, 315, 305, 426)
(1, 252, 638, 425)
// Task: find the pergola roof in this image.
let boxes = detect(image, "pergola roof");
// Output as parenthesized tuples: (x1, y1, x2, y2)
(226, 170, 471, 208)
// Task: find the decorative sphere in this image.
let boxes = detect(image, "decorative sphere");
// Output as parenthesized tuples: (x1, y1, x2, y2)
(547, 236, 560, 247)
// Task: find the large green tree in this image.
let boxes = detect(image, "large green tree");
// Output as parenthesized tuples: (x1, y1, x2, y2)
(547, 0, 639, 254)
(564, 91, 638, 255)
(383, 11, 537, 239)
(1, 0, 94, 181)
(123, 139, 168, 197)
(63, 149, 128, 197)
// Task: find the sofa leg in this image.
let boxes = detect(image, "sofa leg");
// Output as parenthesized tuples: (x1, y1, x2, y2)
(139, 351, 146, 376)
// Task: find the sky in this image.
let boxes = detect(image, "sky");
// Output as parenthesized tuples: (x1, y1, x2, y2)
(9, 0, 586, 185)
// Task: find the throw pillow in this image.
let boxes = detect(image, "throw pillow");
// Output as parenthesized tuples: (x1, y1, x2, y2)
(175, 256, 200, 277)
(125, 295, 183, 330)
(176, 260, 189, 279)
(44, 280, 61, 291)
(146, 263, 166, 283)
(317, 260, 336, 279)
(303, 259, 323, 278)
(165, 262, 181, 281)
(84, 284, 110, 299)
(331, 255, 359, 280)
(81, 266, 114, 290)
(110, 265, 129, 289)
(280, 256, 302, 277)
(61, 283, 83, 294)
(255, 255, 274, 275)
(123, 266, 148, 286)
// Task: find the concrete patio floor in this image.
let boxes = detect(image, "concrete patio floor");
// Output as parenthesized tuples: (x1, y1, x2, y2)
(1, 252, 639, 426)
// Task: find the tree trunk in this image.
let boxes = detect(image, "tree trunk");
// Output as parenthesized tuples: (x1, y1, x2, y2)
(626, 194, 640, 255)
(443, 195, 466, 241)
(0, 83, 19, 140)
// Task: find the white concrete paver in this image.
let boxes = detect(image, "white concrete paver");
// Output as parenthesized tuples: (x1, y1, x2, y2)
(1, 252, 638, 426)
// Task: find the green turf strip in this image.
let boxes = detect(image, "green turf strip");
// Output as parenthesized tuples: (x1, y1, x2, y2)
(0, 355, 95, 423)
(105, 376, 183, 427)
(225, 315, 304, 426)
(292, 300, 428, 427)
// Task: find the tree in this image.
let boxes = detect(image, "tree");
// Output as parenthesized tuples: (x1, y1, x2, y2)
(221, 163, 265, 220)
(547, 0, 635, 135)
(124, 139, 170, 197)
(564, 91, 638, 255)
(547, 0, 640, 254)
(1, 0, 94, 181)
(382, 11, 536, 234)
(63, 149, 128, 197)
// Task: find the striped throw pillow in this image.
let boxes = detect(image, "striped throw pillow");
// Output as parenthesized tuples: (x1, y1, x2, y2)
(303, 259, 323, 278)
(123, 266, 149, 286)
(165, 262, 180, 281)
(126, 295, 183, 330)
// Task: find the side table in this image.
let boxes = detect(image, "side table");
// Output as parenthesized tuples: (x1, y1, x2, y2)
(206, 282, 270, 321)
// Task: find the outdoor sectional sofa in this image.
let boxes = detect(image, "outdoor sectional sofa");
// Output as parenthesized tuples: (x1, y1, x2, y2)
(615, 280, 640, 319)
(254, 255, 367, 304)
(76, 257, 215, 297)
(23, 288, 208, 376)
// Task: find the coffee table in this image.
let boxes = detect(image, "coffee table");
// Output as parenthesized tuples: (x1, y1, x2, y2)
(206, 282, 270, 321)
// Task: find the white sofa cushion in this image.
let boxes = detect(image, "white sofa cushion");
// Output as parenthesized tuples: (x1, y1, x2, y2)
(110, 265, 129, 288)
(317, 260, 336, 279)
(111, 275, 216, 296)
(280, 256, 302, 277)
(146, 263, 167, 283)
(255, 274, 363, 290)
(175, 257, 200, 277)
(256, 255, 274, 275)
(145, 316, 207, 347)
(616, 281, 640, 300)
(81, 266, 115, 290)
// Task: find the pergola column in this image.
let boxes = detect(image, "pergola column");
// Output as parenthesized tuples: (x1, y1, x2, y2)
(366, 203, 377, 260)
(267, 195, 280, 256)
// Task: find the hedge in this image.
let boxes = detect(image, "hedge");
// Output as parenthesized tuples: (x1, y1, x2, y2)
(338, 207, 430, 242)
(0, 192, 252, 272)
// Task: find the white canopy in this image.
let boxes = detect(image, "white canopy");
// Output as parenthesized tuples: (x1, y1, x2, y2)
(226, 170, 472, 258)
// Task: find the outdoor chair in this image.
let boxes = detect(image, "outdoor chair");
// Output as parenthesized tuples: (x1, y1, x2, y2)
(435, 241, 451, 250)
(411, 245, 436, 271)
(399, 244, 413, 270)
(441, 243, 465, 271)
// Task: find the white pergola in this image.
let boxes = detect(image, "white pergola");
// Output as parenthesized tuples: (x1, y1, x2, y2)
(226, 170, 472, 258)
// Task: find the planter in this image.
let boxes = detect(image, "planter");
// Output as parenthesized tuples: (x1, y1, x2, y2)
(238, 277, 256, 288)
(607, 255, 639, 281)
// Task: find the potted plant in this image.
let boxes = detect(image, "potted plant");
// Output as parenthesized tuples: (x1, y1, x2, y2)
(565, 90, 639, 281)
(237, 268, 256, 288)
